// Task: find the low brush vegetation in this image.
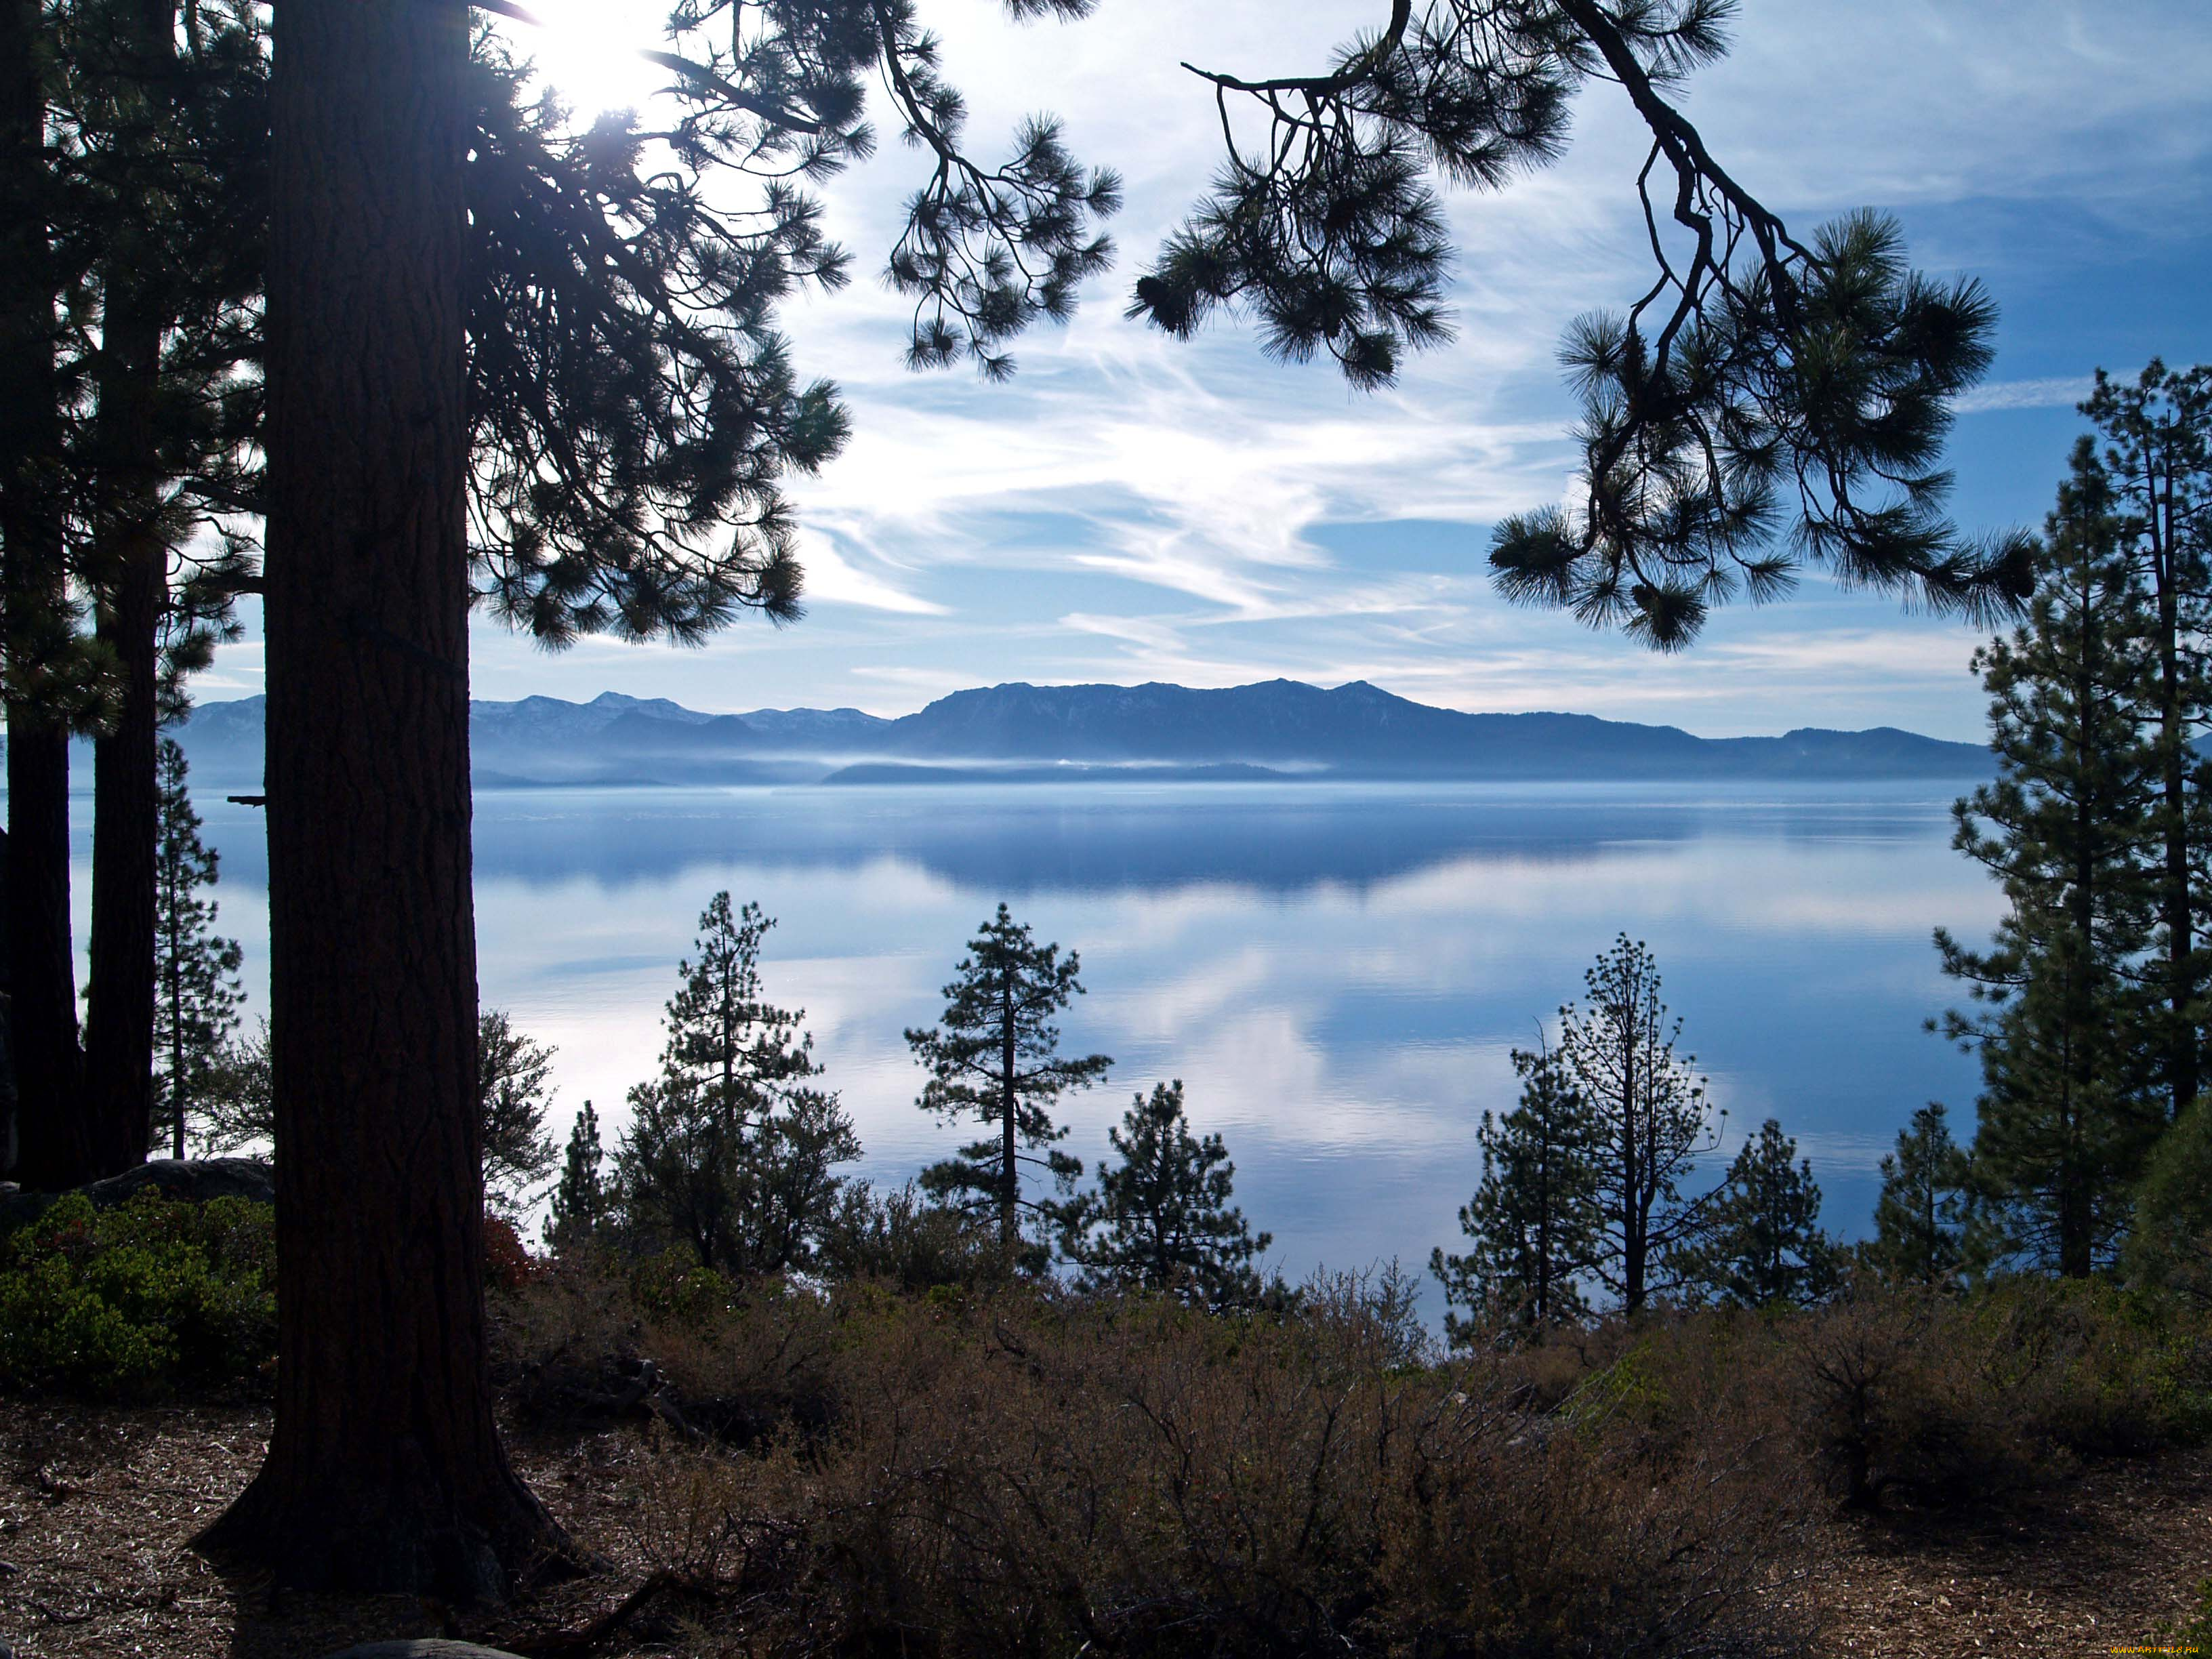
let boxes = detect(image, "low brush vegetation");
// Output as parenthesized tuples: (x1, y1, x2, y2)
(9, 1189, 2212, 1656)
(0, 1191, 273, 1399)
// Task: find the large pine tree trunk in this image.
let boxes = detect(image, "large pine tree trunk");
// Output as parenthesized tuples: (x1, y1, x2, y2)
(79, 0, 173, 1178)
(83, 548, 161, 1173)
(199, 0, 570, 1597)
(0, 0, 92, 1191)
(82, 348, 166, 1176)
(2, 731, 84, 1187)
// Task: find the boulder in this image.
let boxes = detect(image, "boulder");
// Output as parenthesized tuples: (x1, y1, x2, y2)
(320, 1645, 528, 1659)
(0, 1156, 274, 1231)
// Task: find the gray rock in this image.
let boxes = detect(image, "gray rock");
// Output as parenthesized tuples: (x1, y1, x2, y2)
(319, 1644, 527, 1659)
(0, 1156, 274, 1232)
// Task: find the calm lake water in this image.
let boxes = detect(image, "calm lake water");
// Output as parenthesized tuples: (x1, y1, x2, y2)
(71, 779, 1999, 1301)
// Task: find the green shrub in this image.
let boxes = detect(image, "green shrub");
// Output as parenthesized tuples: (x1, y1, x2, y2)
(1780, 1273, 2212, 1509)
(0, 1190, 275, 1399)
(2161, 1578, 2212, 1654)
(626, 1246, 740, 1328)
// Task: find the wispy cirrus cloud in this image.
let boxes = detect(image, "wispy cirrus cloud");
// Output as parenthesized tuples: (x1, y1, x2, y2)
(1954, 377, 2095, 414)
(390, 1, 2212, 735)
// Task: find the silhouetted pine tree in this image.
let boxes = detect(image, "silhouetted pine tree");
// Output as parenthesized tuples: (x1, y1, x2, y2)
(615, 895, 858, 1275)
(477, 1010, 558, 1221)
(1057, 1080, 1270, 1309)
(2078, 363, 2212, 1126)
(1936, 443, 2166, 1277)
(1866, 1103, 1974, 1289)
(1674, 1118, 1835, 1308)
(58, 0, 266, 1177)
(150, 738, 242, 1160)
(1431, 1043, 1601, 1343)
(544, 1101, 607, 1256)
(1134, 7, 2031, 645)
(3, 0, 121, 1191)
(907, 903, 1111, 1261)
(1556, 935, 1720, 1313)
(197, 1017, 268, 1155)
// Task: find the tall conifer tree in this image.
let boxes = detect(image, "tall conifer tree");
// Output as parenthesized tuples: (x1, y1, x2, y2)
(544, 1100, 607, 1256)
(1, 0, 110, 1189)
(1866, 1102, 1973, 1289)
(196, 0, 576, 1590)
(907, 903, 1111, 1259)
(63, 0, 266, 1176)
(1673, 1118, 1835, 1309)
(476, 1010, 558, 1220)
(2078, 363, 2212, 1126)
(1431, 1043, 1602, 1342)
(1936, 441, 2165, 1277)
(1056, 1080, 1270, 1309)
(150, 737, 241, 1160)
(1555, 935, 1719, 1313)
(615, 894, 858, 1275)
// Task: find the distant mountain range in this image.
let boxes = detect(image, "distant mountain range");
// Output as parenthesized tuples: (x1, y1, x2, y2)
(158, 679, 1995, 787)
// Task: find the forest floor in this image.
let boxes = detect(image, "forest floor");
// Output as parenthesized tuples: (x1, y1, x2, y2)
(0, 1399, 2204, 1658)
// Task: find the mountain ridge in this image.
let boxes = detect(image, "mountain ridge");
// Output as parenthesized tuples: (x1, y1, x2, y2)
(157, 678, 1995, 787)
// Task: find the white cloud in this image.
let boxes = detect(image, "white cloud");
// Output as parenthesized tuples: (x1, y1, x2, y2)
(1954, 376, 2094, 414)
(797, 533, 949, 615)
(453, 0, 2209, 733)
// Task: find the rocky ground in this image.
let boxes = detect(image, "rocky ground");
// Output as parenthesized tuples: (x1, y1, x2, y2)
(0, 1400, 2202, 1658)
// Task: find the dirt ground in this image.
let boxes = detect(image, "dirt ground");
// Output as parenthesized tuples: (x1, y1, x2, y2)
(1807, 1446, 2212, 1657)
(0, 1399, 2203, 1658)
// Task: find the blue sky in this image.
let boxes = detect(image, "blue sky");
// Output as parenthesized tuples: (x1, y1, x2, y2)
(202, 1, 2212, 740)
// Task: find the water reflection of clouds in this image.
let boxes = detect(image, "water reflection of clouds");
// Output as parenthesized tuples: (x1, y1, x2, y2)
(111, 783, 1992, 1304)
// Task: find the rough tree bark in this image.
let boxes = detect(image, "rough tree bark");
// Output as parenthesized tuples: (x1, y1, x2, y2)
(81, 0, 172, 1174)
(1, 731, 79, 1187)
(0, 0, 92, 1191)
(199, 0, 571, 1597)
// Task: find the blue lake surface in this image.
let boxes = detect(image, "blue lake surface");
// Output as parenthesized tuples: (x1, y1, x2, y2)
(72, 778, 2000, 1303)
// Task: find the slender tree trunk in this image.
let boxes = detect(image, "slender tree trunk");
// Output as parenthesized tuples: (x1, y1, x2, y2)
(2056, 1036, 2093, 1280)
(1534, 1148, 1551, 1324)
(1000, 981, 1017, 1255)
(1620, 1068, 1644, 1313)
(2062, 603, 2100, 1279)
(199, 0, 569, 1597)
(2158, 592, 2196, 1124)
(0, 0, 91, 1191)
(168, 916, 185, 1160)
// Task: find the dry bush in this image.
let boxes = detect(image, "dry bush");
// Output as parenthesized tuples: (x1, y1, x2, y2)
(1773, 1277, 2212, 1510)
(489, 1252, 2212, 1655)
(1454, 1278, 2212, 1519)
(504, 1273, 1818, 1658)
(493, 1251, 851, 1452)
